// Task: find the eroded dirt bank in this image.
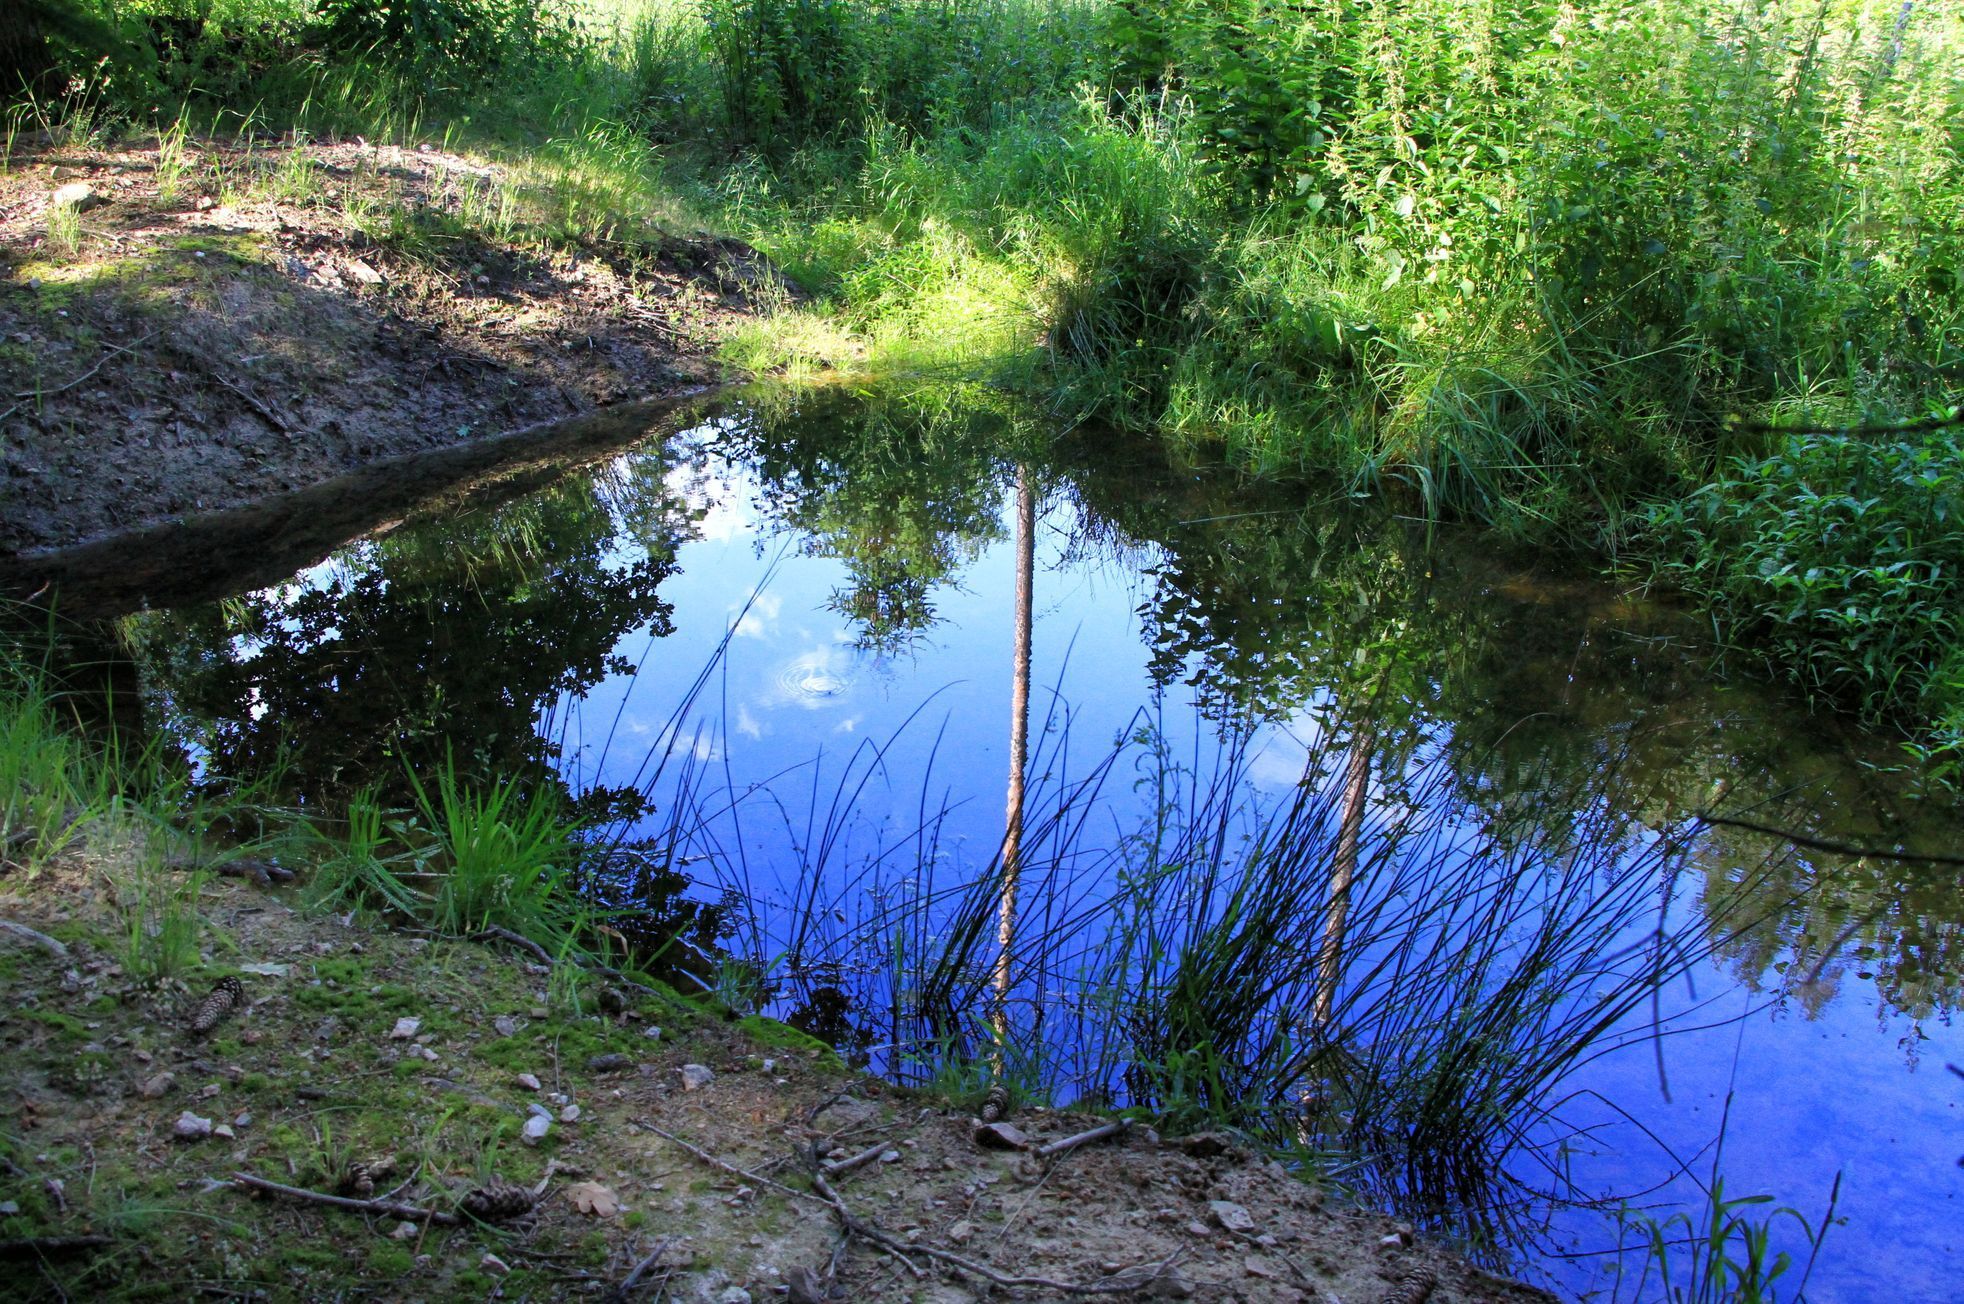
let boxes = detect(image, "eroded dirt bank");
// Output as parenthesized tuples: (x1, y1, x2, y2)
(0, 134, 771, 555)
(0, 836, 1552, 1303)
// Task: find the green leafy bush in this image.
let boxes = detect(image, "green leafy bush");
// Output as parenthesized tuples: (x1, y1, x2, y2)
(1641, 427, 1964, 755)
(312, 0, 583, 87)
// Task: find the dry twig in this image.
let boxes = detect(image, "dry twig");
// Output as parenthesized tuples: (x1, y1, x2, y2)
(0, 919, 70, 958)
(230, 1171, 460, 1224)
(1036, 1120, 1130, 1161)
(609, 1236, 675, 1302)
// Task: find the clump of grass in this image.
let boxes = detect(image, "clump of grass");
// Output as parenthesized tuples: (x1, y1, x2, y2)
(43, 197, 81, 256)
(407, 756, 583, 952)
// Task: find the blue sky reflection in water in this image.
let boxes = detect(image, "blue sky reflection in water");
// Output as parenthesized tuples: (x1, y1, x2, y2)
(121, 388, 1964, 1301)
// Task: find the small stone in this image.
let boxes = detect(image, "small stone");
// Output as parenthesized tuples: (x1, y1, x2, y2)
(643, 1025, 663, 1040)
(233, 1112, 252, 1128)
(878, 1149, 901, 1164)
(948, 1220, 974, 1245)
(559, 1104, 581, 1123)
(588, 1053, 632, 1074)
(493, 1015, 521, 1037)
(140, 1072, 175, 1099)
(715, 1289, 751, 1304)
(516, 1072, 542, 1091)
(522, 1115, 551, 1146)
(1185, 1221, 1211, 1238)
(389, 1017, 421, 1039)
(173, 1111, 213, 1140)
(213, 1124, 236, 1139)
(480, 1252, 510, 1276)
(1209, 1200, 1256, 1234)
(391, 1221, 418, 1240)
(1379, 1232, 1408, 1249)
(972, 1121, 1030, 1151)
(679, 1063, 715, 1090)
(527, 1103, 553, 1120)
(1244, 1255, 1279, 1279)
(50, 182, 101, 211)
(529, 1006, 548, 1018)
(0, 1201, 17, 1216)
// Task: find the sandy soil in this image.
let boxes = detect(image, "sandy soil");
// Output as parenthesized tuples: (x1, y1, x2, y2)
(0, 134, 772, 555)
(0, 828, 1555, 1303)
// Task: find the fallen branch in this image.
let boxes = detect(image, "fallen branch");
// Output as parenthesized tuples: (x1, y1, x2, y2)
(1699, 814, 1964, 867)
(0, 919, 70, 959)
(609, 1236, 675, 1303)
(211, 372, 293, 434)
(1036, 1120, 1130, 1161)
(0, 1234, 115, 1258)
(820, 1141, 890, 1178)
(230, 1171, 460, 1225)
(628, 1120, 813, 1205)
(10, 332, 155, 401)
(809, 1169, 1177, 1295)
(639, 1119, 1179, 1297)
(471, 926, 553, 966)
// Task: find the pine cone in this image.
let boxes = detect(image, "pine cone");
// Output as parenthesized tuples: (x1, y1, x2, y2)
(460, 1178, 536, 1222)
(1382, 1266, 1438, 1304)
(339, 1155, 397, 1198)
(185, 976, 245, 1035)
(978, 1082, 1011, 1123)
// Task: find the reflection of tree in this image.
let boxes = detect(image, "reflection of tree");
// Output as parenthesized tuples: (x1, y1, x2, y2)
(123, 470, 690, 811)
(992, 465, 1037, 1073)
(710, 387, 1015, 653)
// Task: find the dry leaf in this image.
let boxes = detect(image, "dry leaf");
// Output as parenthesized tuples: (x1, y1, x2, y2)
(566, 1181, 620, 1218)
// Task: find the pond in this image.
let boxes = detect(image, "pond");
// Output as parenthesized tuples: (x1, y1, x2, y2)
(18, 383, 1963, 1300)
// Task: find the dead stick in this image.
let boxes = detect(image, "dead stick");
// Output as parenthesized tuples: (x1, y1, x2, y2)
(472, 926, 553, 965)
(0, 919, 70, 959)
(810, 1169, 1166, 1295)
(610, 1236, 675, 1302)
(820, 1141, 889, 1177)
(808, 1170, 924, 1279)
(0, 1234, 115, 1258)
(230, 1171, 460, 1224)
(212, 373, 292, 433)
(1036, 1119, 1130, 1161)
(629, 1121, 814, 1205)
(10, 333, 154, 400)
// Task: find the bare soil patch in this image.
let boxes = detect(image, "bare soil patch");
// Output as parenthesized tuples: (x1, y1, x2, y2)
(0, 834, 1554, 1303)
(0, 135, 771, 554)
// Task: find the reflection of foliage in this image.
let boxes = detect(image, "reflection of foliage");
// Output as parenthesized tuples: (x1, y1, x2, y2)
(124, 472, 687, 809)
(713, 385, 1018, 653)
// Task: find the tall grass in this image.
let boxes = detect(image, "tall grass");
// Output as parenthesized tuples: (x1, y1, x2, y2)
(621, 674, 1811, 1247)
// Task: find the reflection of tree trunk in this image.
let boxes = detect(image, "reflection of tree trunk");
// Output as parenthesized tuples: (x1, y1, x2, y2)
(1313, 720, 1372, 1028)
(991, 467, 1036, 1065)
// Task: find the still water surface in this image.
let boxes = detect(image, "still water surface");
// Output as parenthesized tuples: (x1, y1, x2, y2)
(89, 386, 1964, 1300)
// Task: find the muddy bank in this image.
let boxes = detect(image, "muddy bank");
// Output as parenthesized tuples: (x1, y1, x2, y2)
(0, 134, 773, 555)
(0, 386, 727, 616)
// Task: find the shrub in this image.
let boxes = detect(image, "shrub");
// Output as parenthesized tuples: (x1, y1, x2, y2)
(1640, 425, 1964, 752)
